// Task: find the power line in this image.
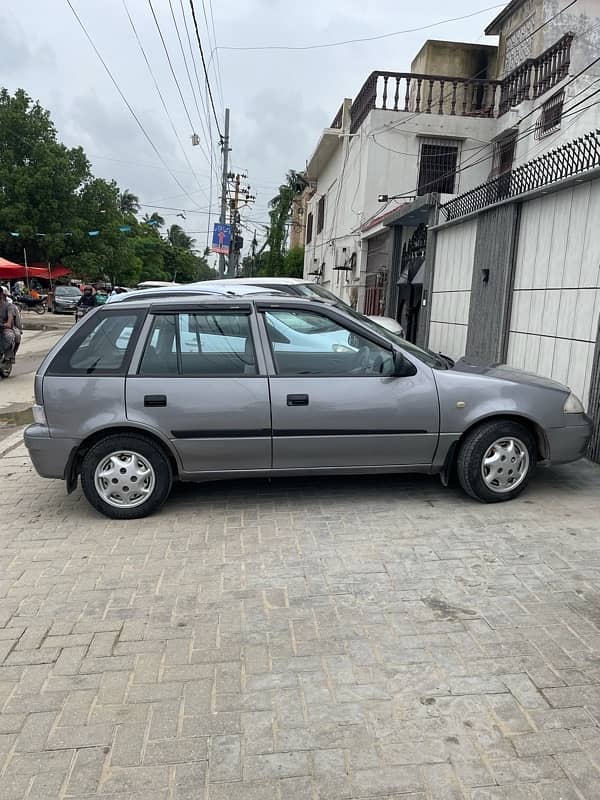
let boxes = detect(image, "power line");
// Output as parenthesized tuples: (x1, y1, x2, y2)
(188, 0, 223, 138)
(64, 0, 201, 208)
(147, 0, 200, 138)
(168, 0, 217, 177)
(201, 0, 225, 111)
(217, 4, 505, 52)
(121, 0, 211, 205)
(368, 0, 581, 141)
(177, 0, 220, 172)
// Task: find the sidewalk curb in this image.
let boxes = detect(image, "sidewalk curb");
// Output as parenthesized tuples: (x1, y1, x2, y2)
(0, 427, 25, 457)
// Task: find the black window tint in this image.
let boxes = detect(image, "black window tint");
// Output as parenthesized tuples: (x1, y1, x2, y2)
(47, 311, 144, 376)
(138, 314, 178, 375)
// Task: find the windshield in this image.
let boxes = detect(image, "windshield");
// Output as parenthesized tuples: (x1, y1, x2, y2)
(55, 286, 81, 296)
(341, 306, 447, 368)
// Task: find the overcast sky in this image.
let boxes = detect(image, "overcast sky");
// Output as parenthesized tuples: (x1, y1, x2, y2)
(1, 0, 502, 265)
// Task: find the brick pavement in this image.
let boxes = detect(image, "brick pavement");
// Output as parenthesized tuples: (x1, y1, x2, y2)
(1, 432, 600, 799)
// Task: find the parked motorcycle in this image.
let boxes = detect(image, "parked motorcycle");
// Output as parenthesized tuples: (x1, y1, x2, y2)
(16, 295, 47, 315)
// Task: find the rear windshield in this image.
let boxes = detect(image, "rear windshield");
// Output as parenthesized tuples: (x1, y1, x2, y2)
(46, 310, 145, 376)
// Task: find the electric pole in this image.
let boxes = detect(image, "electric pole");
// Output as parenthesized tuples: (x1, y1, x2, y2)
(230, 173, 241, 277)
(218, 108, 230, 279)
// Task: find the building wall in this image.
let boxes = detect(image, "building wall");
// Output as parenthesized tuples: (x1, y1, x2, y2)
(411, 40, 497, 81)
(428, 218, 478, 360)
(505, 179, 600, 407)
(303, 109, 497, 308)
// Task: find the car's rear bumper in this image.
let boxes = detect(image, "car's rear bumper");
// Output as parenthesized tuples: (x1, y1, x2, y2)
(546, 416, 593, 465)
(24, 425, 78, 480)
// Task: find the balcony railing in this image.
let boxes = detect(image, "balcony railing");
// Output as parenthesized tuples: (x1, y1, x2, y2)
(350, 71, 500, 133)
(440, 129, 600, 221)
(346, 34, 573, 134)
(499, 32, 573, 115)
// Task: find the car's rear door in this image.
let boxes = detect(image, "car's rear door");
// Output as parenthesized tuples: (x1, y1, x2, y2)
(258, 304, 439, 470)
(126, 304, 272, 475)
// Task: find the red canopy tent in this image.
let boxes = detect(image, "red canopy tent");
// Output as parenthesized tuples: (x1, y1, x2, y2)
(0, 259, 70, 281)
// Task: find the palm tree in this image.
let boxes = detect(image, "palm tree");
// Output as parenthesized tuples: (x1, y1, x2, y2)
(142, 211, 165, 228)
(264, 170, 308, 275)
(119, 189, 140, 215)
(168, 224, 195, 250)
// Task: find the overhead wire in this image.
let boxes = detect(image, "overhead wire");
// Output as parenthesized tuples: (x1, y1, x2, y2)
(188, 0, 223, 138)
(217, 4, 506, 51)
(201, 0, 225, 111)
(121, 0, 211, 205)
(168, 0, 214, 167)
(64, 0, 201, 208)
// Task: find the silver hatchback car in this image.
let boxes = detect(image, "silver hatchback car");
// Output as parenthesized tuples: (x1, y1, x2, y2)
(25, 294, 592, 519)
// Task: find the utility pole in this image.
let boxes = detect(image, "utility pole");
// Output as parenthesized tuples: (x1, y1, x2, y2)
(251, 229, 257, 277)
(218, 108, 230, 279)
(230, 173, 240, 277)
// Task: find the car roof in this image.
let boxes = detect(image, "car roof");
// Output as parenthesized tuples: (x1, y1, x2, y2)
(107, 284, 289, 304)
(102, 293, 330, 310)
(190, 277, 309, 286)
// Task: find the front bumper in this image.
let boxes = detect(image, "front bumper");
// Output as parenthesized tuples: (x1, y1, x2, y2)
(546, 415, 593, 465)
(24, 425, 79, 480)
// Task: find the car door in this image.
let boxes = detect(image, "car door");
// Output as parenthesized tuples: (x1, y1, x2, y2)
(259, 305, 439, 470)
(126, 306, 271, 475)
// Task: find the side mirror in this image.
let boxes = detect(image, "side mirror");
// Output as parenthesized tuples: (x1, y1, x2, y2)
(392, 350, 417, 377)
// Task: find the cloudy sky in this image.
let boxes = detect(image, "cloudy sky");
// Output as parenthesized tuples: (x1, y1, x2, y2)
(1, 0, 502, 264)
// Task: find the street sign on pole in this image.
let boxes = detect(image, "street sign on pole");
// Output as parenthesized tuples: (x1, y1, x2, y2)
(212, 223, 232, 255)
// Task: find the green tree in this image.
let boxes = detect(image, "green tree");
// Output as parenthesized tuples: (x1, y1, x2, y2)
(263, 170, 307, 276)
(0, 88, 91, 262)
(167, 224, 195, 250)
(119, 189, 140, 216)
(282, 246, 305, 278)
(142, 211, 165, 228)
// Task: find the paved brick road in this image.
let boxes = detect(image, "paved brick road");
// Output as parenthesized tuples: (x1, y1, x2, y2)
(2, 433, 600, 799)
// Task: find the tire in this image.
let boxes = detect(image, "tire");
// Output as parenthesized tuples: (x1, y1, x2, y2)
(80, 434, 173, 519)
(456, 420, 536, 503)
(0, 361, 12, 379)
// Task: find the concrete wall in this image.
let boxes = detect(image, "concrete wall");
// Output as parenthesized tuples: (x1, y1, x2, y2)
(428, 218, 478, 360)
(411, 40, 497, 81)
(505, 179, 600, 408)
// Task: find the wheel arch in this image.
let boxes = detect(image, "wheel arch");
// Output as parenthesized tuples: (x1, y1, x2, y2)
(442, 412, 549, 483)
(66, 424, 180, 493)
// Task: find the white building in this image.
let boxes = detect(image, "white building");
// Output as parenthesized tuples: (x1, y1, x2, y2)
(302, 0, 600, 345)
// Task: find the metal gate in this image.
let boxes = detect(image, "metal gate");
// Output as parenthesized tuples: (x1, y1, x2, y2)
(588, 316, 600, 463)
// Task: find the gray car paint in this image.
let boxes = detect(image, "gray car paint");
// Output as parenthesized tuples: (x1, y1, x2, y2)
(24, 295, 593, 491)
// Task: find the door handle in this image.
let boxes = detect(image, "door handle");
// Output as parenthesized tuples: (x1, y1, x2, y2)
(144, 394, 167, 407)
(287, 394, 309, 406)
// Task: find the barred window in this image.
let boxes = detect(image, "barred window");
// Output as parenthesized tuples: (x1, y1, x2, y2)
(535, 90, 564, 139)
(491, 133, 517, 176)
(417, 141, 459, 195)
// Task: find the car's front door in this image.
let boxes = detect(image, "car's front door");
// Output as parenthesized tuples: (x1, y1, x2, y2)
(260, 306, 439, 470)
(126, 307, 271, 474)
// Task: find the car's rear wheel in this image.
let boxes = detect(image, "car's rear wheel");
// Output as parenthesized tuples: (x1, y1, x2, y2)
(457, 420, 536, 503)
(80, 434, 172, 519)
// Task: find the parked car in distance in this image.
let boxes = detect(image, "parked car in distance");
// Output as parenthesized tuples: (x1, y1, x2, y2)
(192, 277, 406, 337)
(47, 285, 81, 313)
(25, 294, 592, 520)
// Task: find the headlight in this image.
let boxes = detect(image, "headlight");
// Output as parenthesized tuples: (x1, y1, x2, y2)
(32, 404, 47, 425)
(563, 392, 585, 414)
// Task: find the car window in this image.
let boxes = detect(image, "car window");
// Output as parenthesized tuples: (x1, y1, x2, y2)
(47, 311, 144, 375)
(263, 309, 394, 377)
(139, 312, 257, 376)
(56, 286, 81, 296)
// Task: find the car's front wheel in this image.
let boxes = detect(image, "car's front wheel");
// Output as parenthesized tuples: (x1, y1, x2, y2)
(80, 434, 173, 519)
(456, 420, 536, 503)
